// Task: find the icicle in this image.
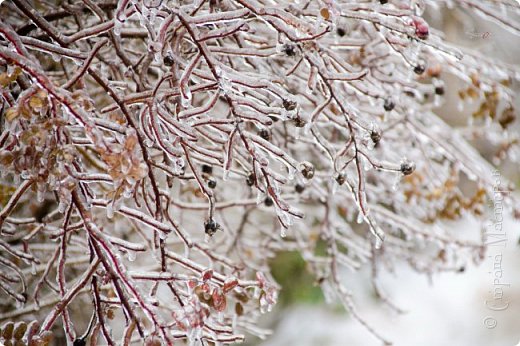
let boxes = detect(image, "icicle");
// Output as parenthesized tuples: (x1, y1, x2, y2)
(36, 185, 45, 203)
(106, 201, 114, 219)
(259, 156, 269, 167)
(287, 166, 296, 180)
(356, 211, 364, 224)
(158, 230, 168, 240)
(256, 190, 263, 205)
(259, 294, 270, 313)
(113, 19, 122, 36)
(123, 185, 134, 199)
(51, 53, 60, 62)
(375, 236, 383, 249)
(127, 250, 136, 262)
(275, 205, 294, 227)
(222, 169, 230, 181)
(15, 299, 24, 309)
(58, 200, 68, 213)
(457, 99, 464, 112)
(392, 173, 402, 191)
(303, 122, 312, 136)
(294, 127, 301, 140)
(181, 85, 192, 108)
(21, 170, 31, 180)
(321, 280, 336, 304)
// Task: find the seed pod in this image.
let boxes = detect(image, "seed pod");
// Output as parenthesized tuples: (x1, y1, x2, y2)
(264, 196, 274, 206)
(300, 161, 315, 179)
(383, 98, 394, 111)
(295, 184, 305, 193)
(400, 160, 416, 175)
(335, 173, 346, 185)
(207, 177, 217, 189)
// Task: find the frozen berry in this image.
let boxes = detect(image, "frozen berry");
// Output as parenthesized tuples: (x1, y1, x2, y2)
(282, 44, 296, 56)
(335, 173, 346, 185)
(370, 130, 381, 144)
(300, 161, 315, 179)
(283, 99, 297, 111)
(258, 129, 271, 141)
(246, 172, 255, 186)
(204, 219, 219, 236)
(163, 54, 174, 66)
(293, 116, 306, 128)
(400, 161, 416, 175)
(201, 164, 213, 174)
(414, 64, 425, 75)
(207, 178, 217, 189)
(383, 98, 394, 111)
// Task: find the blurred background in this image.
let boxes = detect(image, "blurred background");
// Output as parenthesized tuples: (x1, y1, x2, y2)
(255, 216, 520, 346)
(249, 3, 520, 346)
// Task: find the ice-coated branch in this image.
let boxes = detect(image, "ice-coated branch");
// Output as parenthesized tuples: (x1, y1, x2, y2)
(0, 0, 519, 345)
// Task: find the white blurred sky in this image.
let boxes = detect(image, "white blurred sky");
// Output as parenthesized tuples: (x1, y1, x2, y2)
(260, 214, 520, 346)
